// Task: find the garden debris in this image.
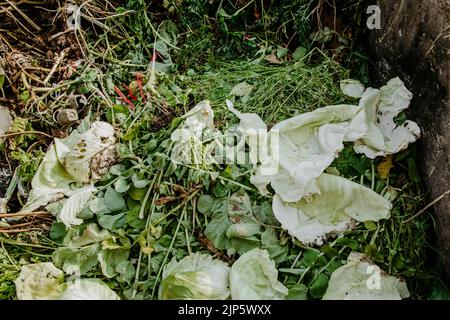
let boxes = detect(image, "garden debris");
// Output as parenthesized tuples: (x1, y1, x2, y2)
(56, 109, 78, 126)
(0, 0, 443, 301)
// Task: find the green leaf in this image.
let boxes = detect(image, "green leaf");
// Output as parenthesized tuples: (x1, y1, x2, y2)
(52, 243, 101, 275)
(204, 211, 232, 251)
(264, 244, 288, 264)
(287, 284, 308, 300)
(364, 221, 377, 230)
(229, 237, 260, 255)
(309, 273, 329, 299)
(116, 260, 136, 283)
(104, 186, 126, 212)
(114, 177, 130, 193)
(0, 65, 5, 89)
(98, 212, 126, 231)
(226, 223, 260, 238)
(213, 182, 228, 198)
(89, 198, 111, 215)
(292, 47, 307, 61)
(125, 206, 146, 229)
(131, 173, 149, 188)
(197, 195, 215, 214)
(336, 237, 360, 250)
(254, 201, 279, 225)
(98, 248, 129, 278)
(407, 156, 421, 183)
(106, 104, 130, 124)
(128, 186, 147, 201)
(52, 224, 111, 275)
(302, 250, 323, 267)
(230, 82, 254, 97)
(49, 222, 67, 243)
(276, 47, 289, 59)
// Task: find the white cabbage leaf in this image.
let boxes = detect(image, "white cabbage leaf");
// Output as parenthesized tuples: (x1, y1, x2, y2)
(272, 173, 391, 245)
(58, 186, 96, 227)
(59, 279, 120, 300)
(340, 79, 365, 98)
(21, 121, 115, 219)
(171, 100, 220, 167)
(159, 252, 231, 300)
(15, 262, 120, 300)
(250, 104, 367, 202)
(226, 100, 268, 165)
(353, 77, 420, 158)
(15, 262, 65, 300)
(230, 248, 288, 300)
(59, 121, 115, 183)
(21, 142, 76, 213)
(323, 252, 410, 300)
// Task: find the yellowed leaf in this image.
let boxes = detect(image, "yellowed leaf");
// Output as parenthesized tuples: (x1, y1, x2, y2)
(377, 155, 394, 179)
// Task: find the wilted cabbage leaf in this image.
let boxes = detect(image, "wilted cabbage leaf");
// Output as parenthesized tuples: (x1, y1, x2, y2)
(322, 252, 410, 300)
(15, 262, 65, 300)
(272, 173, 391, 245)
(204, 192, 262, 255)
(59, 186, 96, 227)
(226, 100, 268, 165)
(15, 262, 120, 300)
(21, 142, 76, 213)
(59, 121, 116, 183)
(171, 100, 220, 167)
(59, 279, 120, 300)
(250, 104, 367, 202)
(230, 248, 288, 300)
(159, 252, 230, 300)
(21, 121, 115, 223)
(353, 77, 420, 158)
(52, 224, 112, 275)
(340, 79, 365, 98)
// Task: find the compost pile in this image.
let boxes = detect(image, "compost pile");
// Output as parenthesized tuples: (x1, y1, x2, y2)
(0, 0, 448, 300)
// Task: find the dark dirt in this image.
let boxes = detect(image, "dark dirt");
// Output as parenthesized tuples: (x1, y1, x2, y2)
(0, 153, 11, 198)
(366, 0, 450, 280)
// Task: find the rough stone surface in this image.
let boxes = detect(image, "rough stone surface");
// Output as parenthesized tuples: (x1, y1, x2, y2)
(366, 0, 450, 278)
